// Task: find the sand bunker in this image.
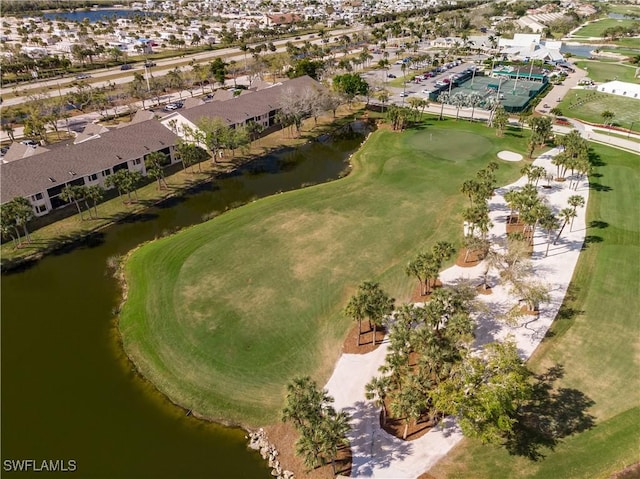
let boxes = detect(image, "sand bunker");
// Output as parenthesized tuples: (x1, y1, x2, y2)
(498, 150, 524, 162)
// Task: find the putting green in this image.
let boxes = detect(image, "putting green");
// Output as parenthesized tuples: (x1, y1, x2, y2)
(120, 119, 527, 426)
(406, 129, 493, 161)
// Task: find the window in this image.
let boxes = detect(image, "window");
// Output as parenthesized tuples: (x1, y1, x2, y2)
(133, 158, 141, 165)
(36, 204, 47, 214)
(89, 173, 98, 181)
(102, 169, 112, 177)
(32, 192, 43, 201)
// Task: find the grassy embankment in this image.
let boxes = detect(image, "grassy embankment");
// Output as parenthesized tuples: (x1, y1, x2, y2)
(558, 90, 640, 132)
(119, 118, 529, 426)
(0, 106, 362, 267)
(429, 143, 640, 479)
(572, 19, 639, 38)
(574, 60, 639, 84)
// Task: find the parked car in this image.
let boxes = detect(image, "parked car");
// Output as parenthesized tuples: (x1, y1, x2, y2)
(21, 139, 38, 147)
(120, 64, 132, 70)
(399, 92, 409, 97)
(388, 73, 396, 78)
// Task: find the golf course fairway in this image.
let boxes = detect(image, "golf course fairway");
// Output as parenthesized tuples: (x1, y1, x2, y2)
(119, 120, 527, 426)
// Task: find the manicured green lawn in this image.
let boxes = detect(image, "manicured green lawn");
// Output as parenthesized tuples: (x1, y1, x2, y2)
(573, 19, 638, 38)
(574, 60, 639, 84)
(558, 90, 640, 131)
(429, 143, 640, 478)
(607, 4, 640, 17)
(119, 119, 528, 426)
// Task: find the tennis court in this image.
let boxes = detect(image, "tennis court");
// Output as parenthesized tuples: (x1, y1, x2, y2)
(453, 75, 548, 112)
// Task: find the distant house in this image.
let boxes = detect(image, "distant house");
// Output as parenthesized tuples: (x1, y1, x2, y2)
(0, 120, 179, 217)
(598, 81, 640, 100)
(265, 13, 301, 25)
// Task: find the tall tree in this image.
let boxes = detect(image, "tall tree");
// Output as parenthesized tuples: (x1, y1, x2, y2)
(332, 73, 369, 106)
(431, 340, 532, 445)
(59, 184, 86, 220)
(365, 375, 391, 426)
(554, 207, 577, 244)
(567, 195, 585, 231)
(8, 197, 34, 244)
(145, 151, 169, 190)
(196, 117, 230, 163)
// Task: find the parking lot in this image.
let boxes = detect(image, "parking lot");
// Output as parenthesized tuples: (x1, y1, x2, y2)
(363, 57, 482, 104)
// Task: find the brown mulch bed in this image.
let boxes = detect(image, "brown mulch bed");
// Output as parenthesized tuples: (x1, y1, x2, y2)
(264, 422, 352, 479)
(379, 398, 439, 441)
(455, 247, 484, 267)
(408, 279, 443, 303)
(506, 214, 525, 235)
(476, 284, 493, 295)
(519, 304, 540, 316)
(342, 322, 386, 354)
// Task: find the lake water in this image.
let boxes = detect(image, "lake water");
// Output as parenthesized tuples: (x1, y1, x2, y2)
(42, 9, 158, 23)
(1, 129, 366, 478)
(560, 43, 595, 58)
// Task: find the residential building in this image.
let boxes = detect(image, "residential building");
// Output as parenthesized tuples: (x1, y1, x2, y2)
(0, 120, 179, 217)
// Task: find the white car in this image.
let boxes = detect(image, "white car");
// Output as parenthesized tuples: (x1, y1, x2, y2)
(399, 92, 409, 97)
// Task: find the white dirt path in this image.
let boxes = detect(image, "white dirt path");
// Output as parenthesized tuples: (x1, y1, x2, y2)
(325, 147, 589, 478)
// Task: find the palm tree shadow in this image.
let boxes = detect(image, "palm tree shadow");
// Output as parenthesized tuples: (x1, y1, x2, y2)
(504, 364, 595, 460)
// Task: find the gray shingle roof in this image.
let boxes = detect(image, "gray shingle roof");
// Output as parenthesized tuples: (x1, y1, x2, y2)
(180, 76, 321, 127)
(0, 119, 179, 203)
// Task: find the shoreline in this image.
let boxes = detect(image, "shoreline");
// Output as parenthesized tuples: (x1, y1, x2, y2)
(1, 111, 367, 273)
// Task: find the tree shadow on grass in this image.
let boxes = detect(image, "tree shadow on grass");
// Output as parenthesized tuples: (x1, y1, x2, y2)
(504, 364, 595, 461)
(582, 235, 603, 251)
(590, 182, 612, 192)
(588, 149, 606, 167)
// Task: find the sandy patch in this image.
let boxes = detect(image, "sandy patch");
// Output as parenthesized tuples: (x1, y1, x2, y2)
(498, 150, 524, 162)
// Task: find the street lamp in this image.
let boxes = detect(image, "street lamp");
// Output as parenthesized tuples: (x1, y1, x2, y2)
(629, 121, 636, 139)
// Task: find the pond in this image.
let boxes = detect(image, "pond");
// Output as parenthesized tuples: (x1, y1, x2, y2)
(42, 9, 159, 23)
(1, 127, 368, 478)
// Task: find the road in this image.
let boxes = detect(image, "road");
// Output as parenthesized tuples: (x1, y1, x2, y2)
(0, 28, 358, 108)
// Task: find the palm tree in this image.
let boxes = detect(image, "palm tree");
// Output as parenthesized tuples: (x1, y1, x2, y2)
(601, 110, 615, 127)
(345, 281, 394, 346)
(406, 252, 434, 296)
(437, 91, 449, 121)
(539, 213, 559, 257)
(85, 185, 104, 218)
(320, 410, 351, 476)
(450, 92, 467, 121)
(145, 151, 169, 190)
(60, 185, 85, 220)
(365, 375, 391, 426)
(10, 197, 34, 244)
(554, 207, 577, 244)
(389, 375, 426, 440)
(377, 89, 390, 113)
(466, 92, 483, 121)
(567, 195, 585, 231)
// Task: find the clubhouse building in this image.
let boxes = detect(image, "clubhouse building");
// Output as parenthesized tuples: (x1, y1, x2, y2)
(0, 76, 321, 218)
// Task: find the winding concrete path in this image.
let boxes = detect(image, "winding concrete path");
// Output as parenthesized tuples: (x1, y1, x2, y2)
(325, 147, 590, 478)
